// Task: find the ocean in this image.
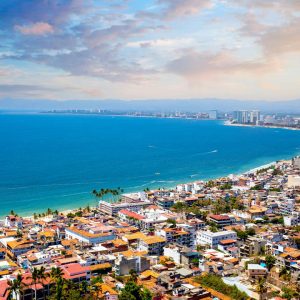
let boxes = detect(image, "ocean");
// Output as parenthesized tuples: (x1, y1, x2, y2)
(1, 113, 300, 216)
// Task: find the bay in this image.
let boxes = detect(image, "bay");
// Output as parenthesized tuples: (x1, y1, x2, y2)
(0, 113, 299, 216)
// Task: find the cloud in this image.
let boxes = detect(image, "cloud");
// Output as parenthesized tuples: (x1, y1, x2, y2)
(157, 0, 213, 20)
(0, 0, 92, 26)
(127, 38, 195, 48)
(15, 22, 54, 35)
(166, 49, 277, 81)
(0, 84, 54, 92)
(259, 19, 300, 56)
(1, 0, 300, 100)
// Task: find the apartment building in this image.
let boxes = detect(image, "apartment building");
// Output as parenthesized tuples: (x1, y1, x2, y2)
(138, 236, 166, 255)
(196, 230, 237, 248)
(239, 236, 267, 257)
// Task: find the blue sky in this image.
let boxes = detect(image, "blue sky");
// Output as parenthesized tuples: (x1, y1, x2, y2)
(1, 0, 300, 101)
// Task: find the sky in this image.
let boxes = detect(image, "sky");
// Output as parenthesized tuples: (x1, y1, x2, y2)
(0, 0, 300, 101)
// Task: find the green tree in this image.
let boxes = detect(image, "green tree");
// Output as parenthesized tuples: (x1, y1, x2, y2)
(119, 281, 152, 300)
(8, 273, 25, 300)
(171, 202, 188, 212)
(166, 218, 176, 227)
(256, 278, 267, 300)
(194, 274, 248, 300)
(265, 255, 276, 271)
(50, 267, 64, 300)
(30, 268, 39, 300)
(129, 269, 138, 283)
(282, 287, 298, 300)
(38, 266, 48, 299)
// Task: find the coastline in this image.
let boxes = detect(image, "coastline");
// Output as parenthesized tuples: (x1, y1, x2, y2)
(3, 156, 292, 221)
(1, 115, 300, 219)
(225, 121, 300, 131)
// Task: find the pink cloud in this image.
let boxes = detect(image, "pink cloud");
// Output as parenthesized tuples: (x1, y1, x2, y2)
(15, 22, 54, 35)
(166, 49, 279, 82)
(158, 0, 213, 20)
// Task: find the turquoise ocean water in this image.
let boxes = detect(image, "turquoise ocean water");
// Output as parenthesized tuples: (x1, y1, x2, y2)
(0, 113, 300, 216)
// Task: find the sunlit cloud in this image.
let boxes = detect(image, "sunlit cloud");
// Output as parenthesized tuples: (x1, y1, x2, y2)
(15, 22, 54, 35)
(0, 0, 300, 101)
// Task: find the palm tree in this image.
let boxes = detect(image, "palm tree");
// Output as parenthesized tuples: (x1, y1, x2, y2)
(8, 273, 25, 300)
(50, 267, 64, 300)
(256, 277, 267, 300)
(50, 267, 63, 281)
(30, 268, 39, 300)
(38, 266, 48, 299)
(79, 280, 88, 295)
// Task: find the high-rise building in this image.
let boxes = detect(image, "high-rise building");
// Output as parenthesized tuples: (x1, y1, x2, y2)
(233, 110, 260, 124)
(249, 110, 260, 125)
(233, 110, 249, 124)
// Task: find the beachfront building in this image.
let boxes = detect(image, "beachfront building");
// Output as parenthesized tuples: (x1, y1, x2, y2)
(4, 215, 23, 229)
(196, 230, 237, 248)
(99, 199, 151, 216)
(233, 110, 260, 125)
(65, 225, 116, 244)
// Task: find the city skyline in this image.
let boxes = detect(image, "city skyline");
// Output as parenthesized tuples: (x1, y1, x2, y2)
(1, 1, 300, 101)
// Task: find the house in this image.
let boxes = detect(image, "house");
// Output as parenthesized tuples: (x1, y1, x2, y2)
(96, 283, 118, 300)
(62, 263, 91, 283)
(4, 216, 23, 229)
(6, 239, 35, 258)
(163, 244, 201, 267)
(208, 214, 232, 227)
(217, 239, 237, 252)
(118, 210, 145, 225)
(247, 264, 267, 280)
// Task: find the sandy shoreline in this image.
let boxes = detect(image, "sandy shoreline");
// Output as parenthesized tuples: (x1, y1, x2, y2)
(3, 157, 288, 221)
(225, 122, 300, 131)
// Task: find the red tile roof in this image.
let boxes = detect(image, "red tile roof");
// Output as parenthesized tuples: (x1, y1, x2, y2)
(62, 263, 90, 280)
(119, 209, 145, 220)
(219, 239, 237, 245)
(0, 280, 9, 300)
(210, 214, 230, 221)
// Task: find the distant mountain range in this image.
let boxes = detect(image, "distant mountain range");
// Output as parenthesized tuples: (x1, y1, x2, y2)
(1, 98, 300, 113)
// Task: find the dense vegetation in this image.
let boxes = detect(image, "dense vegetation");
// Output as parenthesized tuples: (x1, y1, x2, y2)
(195, 274, 248, 300)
